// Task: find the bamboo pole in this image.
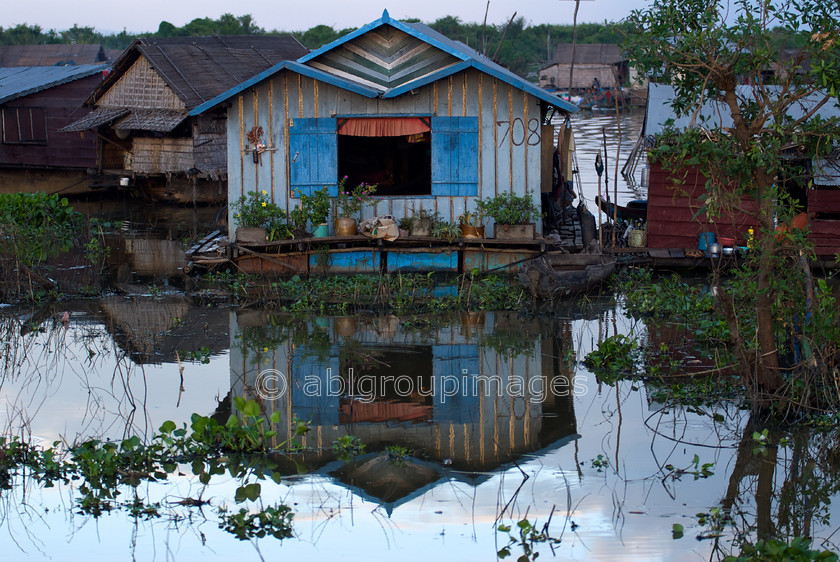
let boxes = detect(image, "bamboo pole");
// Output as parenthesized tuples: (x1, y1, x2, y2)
(596, 151, 603, 247)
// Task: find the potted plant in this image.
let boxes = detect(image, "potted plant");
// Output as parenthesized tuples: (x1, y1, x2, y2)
(334, 177, 378, 236)
(232, 190, 285, 243)
(477, 190, 541, 239)
(458, 210, 485, 238)
(298, 187, 331, 237)
(403, 207, 439, 237)
(432, 220, 461, 243)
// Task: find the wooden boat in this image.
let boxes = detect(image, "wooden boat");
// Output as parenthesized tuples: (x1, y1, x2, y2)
(595, 195, 647, 222)
(517, 253, 617, 298)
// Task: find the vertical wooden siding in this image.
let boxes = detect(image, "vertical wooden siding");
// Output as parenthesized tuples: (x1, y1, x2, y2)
(228, 68, 547, 233)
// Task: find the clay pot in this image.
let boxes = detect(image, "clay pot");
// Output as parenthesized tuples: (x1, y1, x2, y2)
(334, 217, 358, 236)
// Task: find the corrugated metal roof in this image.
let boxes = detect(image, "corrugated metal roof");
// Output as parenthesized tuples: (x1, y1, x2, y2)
(59, 106, 130, 131)
(813, 157, 840, 187)
(0, 44, 106, 67)
(114, 108, 188, 132)
(0, 64, 108, 104)
(645, 82, 840, 136)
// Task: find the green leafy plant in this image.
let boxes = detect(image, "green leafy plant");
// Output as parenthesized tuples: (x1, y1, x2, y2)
(497, 518, 561, 560)
(298, 186, 332, 225)
(219, 504, 294, 541)
(332, 435, 365, 461)
(232, 190, 286, 229)
(477, 190, 541, 225)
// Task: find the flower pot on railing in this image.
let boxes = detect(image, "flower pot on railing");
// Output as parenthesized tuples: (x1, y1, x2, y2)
(334, 217, 358, 236)
(410, 218, 432, 237)
(460, 223, 486, 238)
(494, 224, 535, 240)
(236, 226, 267, 244)
(312, 223, 330, 238)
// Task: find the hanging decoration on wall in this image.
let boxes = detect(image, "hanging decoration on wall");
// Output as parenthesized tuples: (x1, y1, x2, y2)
(245, 125, 272, 164)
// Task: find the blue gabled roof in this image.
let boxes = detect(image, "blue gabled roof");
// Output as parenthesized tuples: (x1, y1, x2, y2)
(188, 60, 380, 116)
(0, 64, 108, 105)
(195, 10, 577, 114)
(299, 10, 471, 65)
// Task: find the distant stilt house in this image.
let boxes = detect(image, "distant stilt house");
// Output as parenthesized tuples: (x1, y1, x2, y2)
(538, 44, 635, 94)
(192, 11, 577, 234)
(644, 83, 840, 258)
(0, 64, 109, 195)
(0, 44, 109, 67)
(61, 36, 308, 204)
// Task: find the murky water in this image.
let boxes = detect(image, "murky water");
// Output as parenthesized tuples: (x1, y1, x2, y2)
(1, 296, 838, 561)
(1, 113, 836, 560)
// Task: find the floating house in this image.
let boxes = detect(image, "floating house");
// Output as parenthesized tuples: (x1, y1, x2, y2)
(538, 44, 634, 93)
(0, 64, 109, 194)
(643, 83, 840, 258)
(62, 35, 308, 203)
(192, 10, 577, 235)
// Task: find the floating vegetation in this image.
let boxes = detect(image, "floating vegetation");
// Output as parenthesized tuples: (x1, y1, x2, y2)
(0, 397, 309, 539)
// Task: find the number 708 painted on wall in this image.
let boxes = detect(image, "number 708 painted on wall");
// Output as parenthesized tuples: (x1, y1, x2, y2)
(496, 118, 542, 147)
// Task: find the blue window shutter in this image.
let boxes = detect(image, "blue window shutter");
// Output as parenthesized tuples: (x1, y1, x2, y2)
(289, 118, 338, 197)
(432, 116, 478, 196)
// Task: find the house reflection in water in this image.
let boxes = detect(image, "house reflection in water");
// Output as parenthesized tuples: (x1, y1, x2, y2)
(230, 311, 578, 487)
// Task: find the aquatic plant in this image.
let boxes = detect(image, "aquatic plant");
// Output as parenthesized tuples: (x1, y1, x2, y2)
(496, 518, 561, 561)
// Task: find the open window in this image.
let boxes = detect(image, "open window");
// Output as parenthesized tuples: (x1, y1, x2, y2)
(289, 116, 478, 198)
(337, 117, 432, 196)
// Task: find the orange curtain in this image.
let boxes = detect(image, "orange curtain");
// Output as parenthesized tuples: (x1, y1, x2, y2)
(337, 117, 430, 137)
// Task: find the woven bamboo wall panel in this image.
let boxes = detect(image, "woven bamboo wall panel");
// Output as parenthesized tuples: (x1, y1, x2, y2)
(193, 131, 226, 173)
(132, 137, 193, 173)
(98, 57, 185, 110)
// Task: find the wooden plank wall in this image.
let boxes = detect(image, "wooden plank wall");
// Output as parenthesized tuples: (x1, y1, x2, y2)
(227, 68, 547, 234)
(0, 74, 102, 169)
(806, 188, 840, 256)
(647, 162, 759, 248)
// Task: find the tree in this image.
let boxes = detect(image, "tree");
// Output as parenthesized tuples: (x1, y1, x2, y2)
(622, 0, 840, 401)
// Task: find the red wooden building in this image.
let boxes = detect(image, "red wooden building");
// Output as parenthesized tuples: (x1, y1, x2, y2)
(0, 64, 108, 195)
(646, 163, 759, 249)
(644, 84, 840, 258)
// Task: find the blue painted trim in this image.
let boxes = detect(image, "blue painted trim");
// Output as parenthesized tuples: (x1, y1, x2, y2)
(298, 12, 469, 66)
(470, 60, 578, 113)
(336, 113, 432, 118)
(188, 60, 379, 116)
(383, 60, 472, 98)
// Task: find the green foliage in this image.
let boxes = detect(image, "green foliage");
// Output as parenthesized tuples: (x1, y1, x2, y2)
(723, 537, 838, 561)
(232, 190, 284, 227)
(332, 435, 365, 461)
(0, 192, 80, 265)
(497, 518, 561, 561)
(584, 334, 642, 383)
(219, 504, 294, 541)
(477, 191, 541, 225)
(298, 186, 332, 225)
(591, 454, 610, 471)
(432, 220, 461, 242)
